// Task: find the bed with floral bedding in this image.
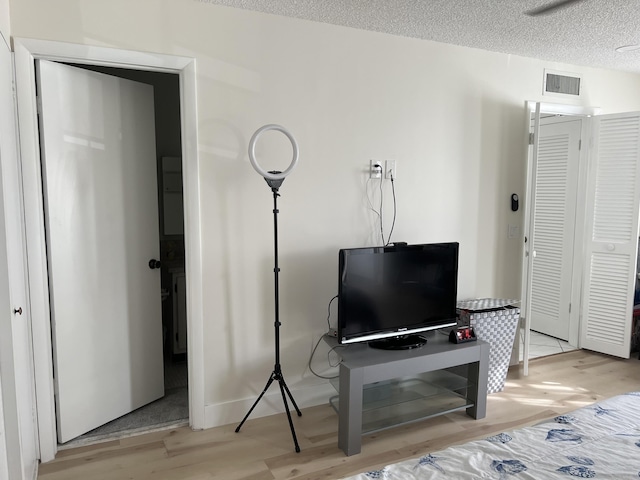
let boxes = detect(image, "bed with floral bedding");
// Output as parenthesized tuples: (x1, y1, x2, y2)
(342, 392, 640, 479)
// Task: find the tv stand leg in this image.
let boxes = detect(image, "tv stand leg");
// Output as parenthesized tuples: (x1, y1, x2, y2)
(338, 365, 364, 456)
(466, 342, 489, 419)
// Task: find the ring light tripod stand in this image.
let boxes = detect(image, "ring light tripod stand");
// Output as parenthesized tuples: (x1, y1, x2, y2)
(234, 124, 302, 453)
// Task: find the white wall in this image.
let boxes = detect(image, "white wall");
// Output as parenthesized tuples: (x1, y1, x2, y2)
(8, 0, 640, 427)
(1, 0, 10, 472)
(0, 385, 7, 480)
(0, 44, 9, 480)
(0, 0, 15, 470)
(0, 5, 20, 475)
(0, 0, 9, 47)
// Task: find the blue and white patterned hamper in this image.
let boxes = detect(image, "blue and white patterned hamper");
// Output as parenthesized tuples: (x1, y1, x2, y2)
(456, 298, 520, 394)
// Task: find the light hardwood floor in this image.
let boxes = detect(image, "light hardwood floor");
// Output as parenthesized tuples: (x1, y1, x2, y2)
(38, 350, 640, 480)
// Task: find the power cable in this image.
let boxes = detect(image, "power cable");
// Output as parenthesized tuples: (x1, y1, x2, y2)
(385, 174, 397, 246)
(308, 295, 341, 379)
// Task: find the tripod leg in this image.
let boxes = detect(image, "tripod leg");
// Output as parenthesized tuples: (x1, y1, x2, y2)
(280, 374, 302, 417)
(278, 379, 301, 453)
(235, 373, 275, 433)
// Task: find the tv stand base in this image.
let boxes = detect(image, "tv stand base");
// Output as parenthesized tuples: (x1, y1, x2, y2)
(325, 334, 489, 456)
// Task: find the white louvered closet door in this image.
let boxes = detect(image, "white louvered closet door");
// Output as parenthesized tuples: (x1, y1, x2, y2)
(529, 119, 582, 340)
(581, 112, 640, 358)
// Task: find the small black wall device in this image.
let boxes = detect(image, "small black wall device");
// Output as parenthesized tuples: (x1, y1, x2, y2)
(511, 193, 519, 212)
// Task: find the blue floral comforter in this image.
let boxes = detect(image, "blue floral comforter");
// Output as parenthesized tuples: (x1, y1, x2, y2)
(343, 392, 640, 479)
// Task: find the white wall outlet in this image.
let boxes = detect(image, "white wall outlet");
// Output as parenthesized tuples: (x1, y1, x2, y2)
(370, 160, 382, 179)
(385, 160, 396, 179)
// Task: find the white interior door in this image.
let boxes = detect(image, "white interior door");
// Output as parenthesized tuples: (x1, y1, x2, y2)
(529, 118, 582, 340)
(580, 112, 640, 358)
(37, 60, 164, 443)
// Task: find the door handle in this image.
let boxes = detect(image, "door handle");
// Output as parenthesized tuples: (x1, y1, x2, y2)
(13, 307, 22, 315)
(148, 259, 161, 269)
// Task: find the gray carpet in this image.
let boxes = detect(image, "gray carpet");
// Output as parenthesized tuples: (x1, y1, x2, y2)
(63, 387, 189, 447)
(164, 360, 189, 390)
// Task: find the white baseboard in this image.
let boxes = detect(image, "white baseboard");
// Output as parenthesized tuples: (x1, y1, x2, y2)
(203, 382, 336, 429)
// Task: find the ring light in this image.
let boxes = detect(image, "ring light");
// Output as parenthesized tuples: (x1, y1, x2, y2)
(237, 123, 302, 452)
(248, 124, 299, 181)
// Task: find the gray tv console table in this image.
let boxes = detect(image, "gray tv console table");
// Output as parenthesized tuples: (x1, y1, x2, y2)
(324, 333, 489, 456)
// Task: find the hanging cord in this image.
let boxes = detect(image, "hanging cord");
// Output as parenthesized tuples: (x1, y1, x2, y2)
(384, 174, 397, 246)
(378, 176, 385, 245)
(325, 294, 338, 331)
(308, 295, 342, 379)
(366, 178, 384, 245)
(308, 337, 344, 379)
(327, 344, 345, 367)
(366, 174, 398, 247)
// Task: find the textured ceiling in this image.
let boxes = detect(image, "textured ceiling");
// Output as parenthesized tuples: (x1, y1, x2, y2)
(203, 0, 640, 73)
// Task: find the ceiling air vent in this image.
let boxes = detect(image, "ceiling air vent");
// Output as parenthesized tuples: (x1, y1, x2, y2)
(543, 69, 582, 97)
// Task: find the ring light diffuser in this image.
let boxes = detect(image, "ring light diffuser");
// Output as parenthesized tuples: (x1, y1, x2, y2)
(248, 124, 299, 181)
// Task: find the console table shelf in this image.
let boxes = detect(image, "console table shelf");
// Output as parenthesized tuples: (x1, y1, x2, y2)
(324, 333, 489, 456)
(330, 370, 475, 434)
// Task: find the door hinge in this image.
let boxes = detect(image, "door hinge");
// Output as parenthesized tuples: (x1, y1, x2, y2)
(569, 303, 572, 314)
(529, 132, 534, 145)
(578, 139, 582, 150)
(175, 283, 178, 293)
(36, 95, 43, 115)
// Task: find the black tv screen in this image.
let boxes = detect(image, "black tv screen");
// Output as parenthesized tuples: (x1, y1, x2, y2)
(337, 242, 459, 346)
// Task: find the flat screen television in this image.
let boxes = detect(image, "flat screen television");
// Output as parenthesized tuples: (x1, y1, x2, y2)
(337, 242, 459, 349)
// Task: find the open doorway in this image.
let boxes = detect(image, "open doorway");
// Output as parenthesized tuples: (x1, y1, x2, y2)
(519, 103, 596, 372)
(520, 101, 640, 374)
(13, 38, 204, 463)
(55, 64, 189, 447)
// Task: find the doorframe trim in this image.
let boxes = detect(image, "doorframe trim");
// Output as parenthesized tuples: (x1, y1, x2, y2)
(520, 101, 600, 375)
(13, 38, 204, 462)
